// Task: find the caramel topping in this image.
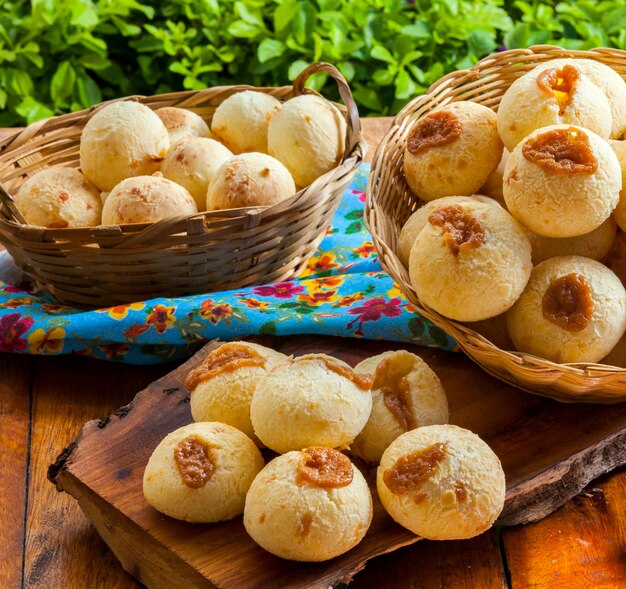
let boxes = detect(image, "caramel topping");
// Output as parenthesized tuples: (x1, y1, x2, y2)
(174, 435, 216, 488)
(428, 205, 485, 256)
(537, 65, 579, 115)
(184, 343, 265, 390)
(297, 446, 353, 489)
(542, 273, 594, 332)
(407, 111, 462, 155)
(316, 356, 373, 391)
(383, 442, 447, 495)
(374, 355, 417, 431)
(455, 480, 468, 503)
(522, 127, 597, 175)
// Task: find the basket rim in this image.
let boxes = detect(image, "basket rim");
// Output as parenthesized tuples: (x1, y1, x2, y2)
(365, 44, 626, 400)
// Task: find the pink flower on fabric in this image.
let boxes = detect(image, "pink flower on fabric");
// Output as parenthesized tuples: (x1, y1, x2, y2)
(0, 312, 34, 352)
(348, 298, 403, 322)
(351, 189, 366, 203)
(253, 282, 304, 299)
(347, 298, 403, 336)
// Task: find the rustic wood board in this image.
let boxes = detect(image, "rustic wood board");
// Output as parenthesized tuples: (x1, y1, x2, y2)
(49, 335, 626, 589)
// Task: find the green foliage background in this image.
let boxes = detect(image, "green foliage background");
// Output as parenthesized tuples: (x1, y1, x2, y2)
(2, 0, 626, 125)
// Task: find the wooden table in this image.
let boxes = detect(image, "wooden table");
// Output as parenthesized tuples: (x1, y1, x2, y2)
(0, 120, 625, 589)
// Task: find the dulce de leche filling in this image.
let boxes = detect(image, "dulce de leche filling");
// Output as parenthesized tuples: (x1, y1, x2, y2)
(315, 356, 373, 391)
(536, 65, 579, 115)
(374, 355, 417, 431)
(184, 343, 265, 390)
(522, 126, 598, 175)
(383, 442, 447, 495)
(174, 435, 216, 488)
(428, 205, 485, 256)
(542, 273, 594, 332)
(407, 111, 462, 155)
(297, 446, 354, 489)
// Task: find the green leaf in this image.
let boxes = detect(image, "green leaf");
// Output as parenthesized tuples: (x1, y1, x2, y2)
(15, 97, 54, 124)
(258, 38, 285, 63)
(394, 69, 419, 100)
(344, 209, 363, 220)
(401, 22, 430, 39)
(76, 72, 102, 108)
(258, 321, 277, 336)
(51, 61, 76, 105)
(467, 29, 496, 57)
(274, 0, 298, 32)
(228, 20, 262, 38)
(345, 220, 363, 234)
(370, 44, 395, 64)
(288, 59, 309, 80)
(373, 68, 394, 86)
(352, 86, 382, 111)
(0, 88, 7, 110)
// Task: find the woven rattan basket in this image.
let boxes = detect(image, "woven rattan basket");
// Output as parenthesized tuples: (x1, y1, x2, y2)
(0, 62, 364, 308)
(366, 45, 626, 403)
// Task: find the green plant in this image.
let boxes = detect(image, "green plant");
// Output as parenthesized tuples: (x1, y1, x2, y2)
(1, 0, 626, 126)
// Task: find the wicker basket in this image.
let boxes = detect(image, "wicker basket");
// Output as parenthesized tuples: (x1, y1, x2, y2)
(366, 45, 626, 403)
(0, 62, 364, 308)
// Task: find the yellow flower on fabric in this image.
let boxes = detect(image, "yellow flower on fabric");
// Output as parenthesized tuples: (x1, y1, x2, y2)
(304, 275, 344, 293)
(241, 298, 270, 310)
(334, 293, 365, 307)
(146, 304, 177, 333)
(297, 290, 339, 306)
(96, 302, 145, 321)
(28, 327, 65, 354)
(0, 297, 34, 309)
(352, 241, 376, 258)
(301, 252, 339, 277)
(386, 283, 404, 299)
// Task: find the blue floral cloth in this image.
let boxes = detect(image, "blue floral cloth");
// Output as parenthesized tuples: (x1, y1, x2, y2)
(0, 165, 456, 364)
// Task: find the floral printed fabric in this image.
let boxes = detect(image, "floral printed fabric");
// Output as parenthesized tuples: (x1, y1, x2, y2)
(0, 165, 456, 364)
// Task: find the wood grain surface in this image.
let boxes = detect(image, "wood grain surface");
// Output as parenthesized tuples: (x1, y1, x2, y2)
(51, 335, 626, 588)
(0, 120, 625, 589)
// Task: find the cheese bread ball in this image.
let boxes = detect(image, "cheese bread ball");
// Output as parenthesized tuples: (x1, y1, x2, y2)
(497, 63, 611, 151)
(528, 217, 617, 265)
(80, 101, 169, 192)
(161, 137, 232, 211)
(480, 148, 509, 203)
(609, 139, 626, 232)
(250, 354, 373, 454)
(14, 167, 101, 228)
(403, 101, 503, 202)
(143, 422, 264, 523)
(507, 256, 626, 363)
(377, 425, 505, 540)
(244, 447, 372, 561)
(155, 107, 211, 146)
(211, 91, 281, 154)
(206, 152, 295, 210)
(350, 351, 448, 464)
(540, 58, 626, 140)
(398, 195, 500, 267)
(185, 341, 287, 443)
(268, 94, 346, 187)
(101, 173, 197, 225)
(504, 125, 621, 238)
(409, 200, 532, 321)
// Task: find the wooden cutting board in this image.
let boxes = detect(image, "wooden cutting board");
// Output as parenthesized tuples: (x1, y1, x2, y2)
(49, 336, 626, 589)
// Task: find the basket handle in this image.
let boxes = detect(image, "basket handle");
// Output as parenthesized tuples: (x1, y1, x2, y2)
(292, 62, 361, 158)
(0, 182, 27, 225)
